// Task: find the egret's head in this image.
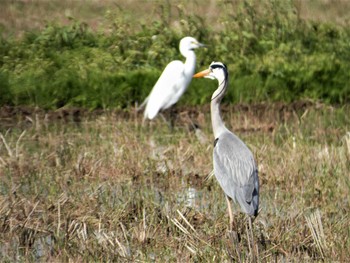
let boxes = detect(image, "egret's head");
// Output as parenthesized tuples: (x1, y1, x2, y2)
(193, 62, 228, 81)
(179, 36, 204, 56)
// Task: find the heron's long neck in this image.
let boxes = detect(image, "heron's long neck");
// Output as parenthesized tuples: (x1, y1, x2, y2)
(183, 51, 196, 77)
(211, 78, 228, 138)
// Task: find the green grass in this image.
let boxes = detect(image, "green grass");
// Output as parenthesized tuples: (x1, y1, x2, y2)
(0, 0, 350, 108)
(0, 103, 349, 261)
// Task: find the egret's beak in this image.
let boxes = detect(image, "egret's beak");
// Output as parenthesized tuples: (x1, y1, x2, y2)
(193, 69, 210, 78)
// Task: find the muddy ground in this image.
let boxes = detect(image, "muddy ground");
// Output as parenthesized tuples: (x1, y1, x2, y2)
(0, 100, 325, 131)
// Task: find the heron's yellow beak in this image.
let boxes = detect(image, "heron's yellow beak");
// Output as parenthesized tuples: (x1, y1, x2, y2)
(193, 69, 210, 78)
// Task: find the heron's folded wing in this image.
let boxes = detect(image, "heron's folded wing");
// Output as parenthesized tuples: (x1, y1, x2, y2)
(213, 137, 256, 203)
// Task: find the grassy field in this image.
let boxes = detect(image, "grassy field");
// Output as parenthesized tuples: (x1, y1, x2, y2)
(1, 0, 350, 38)
(0, 103, 349, 261)
(0, 0, 349, 262)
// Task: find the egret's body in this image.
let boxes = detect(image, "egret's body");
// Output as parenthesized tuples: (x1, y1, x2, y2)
(142, 37, 204, 120)
(194, 62, 259, 227)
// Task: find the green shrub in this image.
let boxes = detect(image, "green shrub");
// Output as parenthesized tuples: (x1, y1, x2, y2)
(0, 0, 349, 108)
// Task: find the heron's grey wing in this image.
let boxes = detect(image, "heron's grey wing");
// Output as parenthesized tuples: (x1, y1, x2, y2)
(213, 133, 258, 215)
(144, 60, 184, 119)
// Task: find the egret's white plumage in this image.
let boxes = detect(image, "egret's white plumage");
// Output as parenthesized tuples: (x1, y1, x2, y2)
(194, 62, 259, 222)
(142, 37, 204, 120)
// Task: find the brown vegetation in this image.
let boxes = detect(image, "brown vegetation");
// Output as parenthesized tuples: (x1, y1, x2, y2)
(1, 0, 350, 38)
(0, 103, 349, 261)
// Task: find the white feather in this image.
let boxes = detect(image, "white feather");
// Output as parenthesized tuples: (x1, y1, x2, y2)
(142, 36, 204, 120)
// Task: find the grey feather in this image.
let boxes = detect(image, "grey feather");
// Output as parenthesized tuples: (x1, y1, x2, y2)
(213, 131, 259, 216)
(196, 61, 260, 218)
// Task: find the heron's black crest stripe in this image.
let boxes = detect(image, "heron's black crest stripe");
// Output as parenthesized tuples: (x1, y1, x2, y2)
(210, 62, 228, 81)
(210, 63, 227, 70)
(214, 138, 219, 147)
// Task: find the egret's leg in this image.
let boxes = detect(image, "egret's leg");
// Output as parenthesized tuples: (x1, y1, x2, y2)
(137, 96, 149, 112)
(159, 113, 172, 129)
(141, 116, 147, 127)
(169, 106, 178, 128)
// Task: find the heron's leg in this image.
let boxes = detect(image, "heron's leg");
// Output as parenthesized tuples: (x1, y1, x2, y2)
(226, 196, 241, 262)
(247, 216, 258, 262)
(225, 195, 236, 231)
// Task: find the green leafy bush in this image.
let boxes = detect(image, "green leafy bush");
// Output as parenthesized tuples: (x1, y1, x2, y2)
(0, 0, 349, 109)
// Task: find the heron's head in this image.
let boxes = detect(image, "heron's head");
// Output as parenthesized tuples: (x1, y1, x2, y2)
(179, 36, 204, 55)
(193, 62, 228, 81)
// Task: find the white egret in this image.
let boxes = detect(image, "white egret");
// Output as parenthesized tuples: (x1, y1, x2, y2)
(141, 36, 204, 120)
(193, 62, 259, 230)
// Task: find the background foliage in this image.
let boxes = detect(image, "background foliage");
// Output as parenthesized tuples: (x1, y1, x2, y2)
(0, 0, 350, 109)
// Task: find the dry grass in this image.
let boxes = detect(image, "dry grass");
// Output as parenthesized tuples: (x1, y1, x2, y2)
(0, 102, 349, 262)
(1, 0, 350, 38)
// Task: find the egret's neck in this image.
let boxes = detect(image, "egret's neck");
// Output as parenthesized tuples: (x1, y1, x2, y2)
(182, 50, 196, 77)
(211, 78, 228, 138)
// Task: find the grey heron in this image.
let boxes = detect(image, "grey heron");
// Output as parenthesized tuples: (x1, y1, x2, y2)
(141, 36, 204, 120)
(193, 62, 259, 229)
